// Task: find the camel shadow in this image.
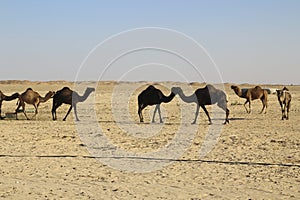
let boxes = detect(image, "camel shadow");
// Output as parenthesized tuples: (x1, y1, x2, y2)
(228, 117, 249, 121)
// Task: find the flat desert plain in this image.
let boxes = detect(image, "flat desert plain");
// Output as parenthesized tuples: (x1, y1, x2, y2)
(0, 81, 299, 199)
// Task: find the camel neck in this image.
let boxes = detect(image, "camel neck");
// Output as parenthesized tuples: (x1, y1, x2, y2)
(178, 92, 197, 103)
(161, 92, 175, 103)
(39, 92, 53, 103)
(4, 93, 19, 101)
(78, 90, 92, 102)
(233, 88, 243, 97)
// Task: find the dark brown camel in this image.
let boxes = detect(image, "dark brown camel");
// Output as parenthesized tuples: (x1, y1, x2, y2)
(231, 85, 268, 114)
(172, 84, 229, 124)
(276, 87, 292, 120)
(0, 91, 20, 119)
(138, 85, 176, 123)
(52, 87, 95, 121)
(16, 88, 55, 120)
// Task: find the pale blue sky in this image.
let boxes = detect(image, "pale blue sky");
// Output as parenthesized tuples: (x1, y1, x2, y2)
(0, 0, 299, 84)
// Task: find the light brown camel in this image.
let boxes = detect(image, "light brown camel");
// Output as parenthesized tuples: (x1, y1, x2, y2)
(276, 87, 292, 120)
(172, 84, 229, 124)
(0, 91, 20, 119)
(231, 85, 268, 114)
(138, 85, 176, 123)
(16, 88, 55, 120)
(52, 87, 95, 121)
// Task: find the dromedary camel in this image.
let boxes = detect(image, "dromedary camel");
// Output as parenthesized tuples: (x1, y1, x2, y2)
(231, 85, 268, 114)
(138, 85, 176, 123)
(0, 91, 20, 119)
(276, 87, 292, 120)
(52, 87, 95, 121)
(16, 88, 55, 120)
(172, 84, 229, 124)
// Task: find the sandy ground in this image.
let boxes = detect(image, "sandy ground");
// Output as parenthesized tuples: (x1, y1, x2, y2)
(0, 81, 299, 199)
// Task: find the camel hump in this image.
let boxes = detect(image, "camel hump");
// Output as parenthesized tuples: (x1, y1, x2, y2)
(146, 85, 156, 90)
(205, 84, 216, 91)
(254, 86, 262, 90)
(26, 88, 33, 91)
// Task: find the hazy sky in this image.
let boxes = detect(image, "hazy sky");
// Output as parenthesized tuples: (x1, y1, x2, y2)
(1, 0, 299, 84)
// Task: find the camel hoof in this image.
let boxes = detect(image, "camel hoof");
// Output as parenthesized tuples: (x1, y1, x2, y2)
(223, 120, 229, 125)
(191, 122, 196, 125)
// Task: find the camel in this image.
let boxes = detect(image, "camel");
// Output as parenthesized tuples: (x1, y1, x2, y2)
(16, 88, 55, 120)
(276, 87, 292, 120)
(0, 91, 20, 119)
(231, 85, 268, 114)
(52, 87, 95, 121)
(138, 85, 176, 123)
(172, 84, 229, 124)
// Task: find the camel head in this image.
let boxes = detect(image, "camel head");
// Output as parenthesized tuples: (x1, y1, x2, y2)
(171, 87, 182, 95)
(231, 85, 238, 90)
(85, 87, 95, 96)
(276, 90, 281, 95)
(282, 86, 289, 91)
(86, 87, 96, 93)
(46, 91, 55, 98)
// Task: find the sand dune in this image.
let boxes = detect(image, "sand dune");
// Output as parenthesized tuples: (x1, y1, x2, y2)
(0, 81, 299, 199)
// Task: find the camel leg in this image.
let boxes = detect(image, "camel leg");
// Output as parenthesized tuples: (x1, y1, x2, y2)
(152, 105, 163, 123)
(52, 101, 57, 120)
(31, 104, 38, 120)
(15, 101, 22, 120)
(52, 106, 57, 120)
(52, 102, 62, 120)
(278, 102, 284, 120)
(244, 100, 250, 113)
(192, 105, 200, 124)
(138, 104, 147, 123)
(281, 104, 285, 120)
(217, 102, 229, 124)
(201, 105, 212, 125)
(248, 101, 252, 114)
(23, 108, 30, 120)
(0, 101, 4, 120)
(157, 105, 163, 123)
(259, 99, 267, 114)
(73, 104, 80, 121)
(286, 102, 290, 120)
(63, 105, 73, 121)
(138, 108, 143, 122)
(152, 105, 158, 123)
(16, 101, 29, 120)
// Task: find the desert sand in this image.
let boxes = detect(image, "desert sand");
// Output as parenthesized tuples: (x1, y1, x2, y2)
(0, 81, 299, 199)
